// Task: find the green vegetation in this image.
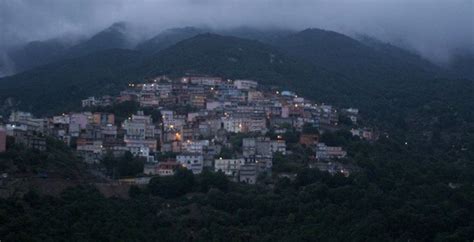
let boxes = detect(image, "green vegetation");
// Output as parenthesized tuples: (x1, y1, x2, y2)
(0, 137, 84, 179)
(275, 29, 441, 83)
(0, 139, 472, 241)
(0, 49, 144, 115)
(101, 151, 145, 178)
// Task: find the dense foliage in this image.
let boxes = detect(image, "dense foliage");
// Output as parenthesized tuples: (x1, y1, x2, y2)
(0, 49, 144, 115)
(0, 137, 473, 241)
(0, 137, 84, 179)
(274, 29, 441, 83)
(101, 151, 145, 178)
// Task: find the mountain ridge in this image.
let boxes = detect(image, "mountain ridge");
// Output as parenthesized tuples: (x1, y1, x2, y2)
(0, 29, 470, 125)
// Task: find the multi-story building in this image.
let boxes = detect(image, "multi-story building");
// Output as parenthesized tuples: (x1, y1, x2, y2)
(190, 95, 206, 108)
(243, 137, 286, 158)
(315, 143, 347, 160)
(92, 113, 115, 126)
(351, 128, 377, 141)
(12, 130, 46, 151)
(82, 97, 99, 107)
(122, 112, 157, 151)
(221, 116, 244, 133)
(234, 80, 258, 90)
(76, 139, 103, 163)
(187, 76, 222, 86)
(139, 92, 160, 107)
(176, 153, 204, 174)
(239, 163, 258, 184)
(69, 113, 91, 137)
(214, 158, 245, 177)
(181, 140, 209, 154)
(144, 161, 181, 176)
(9, 111, 33, 123)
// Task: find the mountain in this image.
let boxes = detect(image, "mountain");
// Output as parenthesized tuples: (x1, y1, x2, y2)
(140, 33, 350, 98)
(3, 37, 79, 75)
(0, 49, 143, 115)
(0, 31, 472, 127)
(357, 35, 441, 73)
(64, 22, 135, 58)
(274, 29, 443, 83)
(0, 51, 16, 77)
(448, 53, 474, 80)
(136, 26, 294, 54)
(0, 33, 349, 115)
(0, 22, 136, 77)
(217, 26, 294, 44)
(136, 27, 207, 54)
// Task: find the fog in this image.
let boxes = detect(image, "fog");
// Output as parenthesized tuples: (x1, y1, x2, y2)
(1, 0, 473, 65)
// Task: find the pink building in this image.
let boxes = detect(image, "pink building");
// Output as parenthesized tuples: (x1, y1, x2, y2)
(0, 127, 6, 152)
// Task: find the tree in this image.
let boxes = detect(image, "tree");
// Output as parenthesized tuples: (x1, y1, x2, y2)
(147, 167, 195, 198)
(101, 151, 144, 178)
(198, 170, 229, 193)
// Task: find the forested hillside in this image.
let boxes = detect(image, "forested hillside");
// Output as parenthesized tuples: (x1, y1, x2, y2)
(1, 139, 473, 241)
(0, 49, 144, 115)
(275, 29, 442, 82)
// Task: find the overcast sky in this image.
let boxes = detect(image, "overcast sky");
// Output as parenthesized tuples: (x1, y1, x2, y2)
(1, 0, 473, 63)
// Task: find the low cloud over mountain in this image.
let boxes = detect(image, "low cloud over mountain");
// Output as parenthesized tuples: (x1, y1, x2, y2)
(1, 0, 472, 65)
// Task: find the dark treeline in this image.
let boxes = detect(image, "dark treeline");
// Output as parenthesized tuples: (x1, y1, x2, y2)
(0, 134, 473, 241)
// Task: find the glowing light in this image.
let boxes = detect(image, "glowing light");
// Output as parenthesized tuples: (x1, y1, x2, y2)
(175, 132, 181, 141)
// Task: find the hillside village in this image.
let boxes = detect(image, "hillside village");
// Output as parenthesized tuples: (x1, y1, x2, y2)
(0, 76, 377, 184)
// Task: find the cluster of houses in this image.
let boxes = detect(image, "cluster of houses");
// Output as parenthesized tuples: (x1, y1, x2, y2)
(0, 76, 377, 183)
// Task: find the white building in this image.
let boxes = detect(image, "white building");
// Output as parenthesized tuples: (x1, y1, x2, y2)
(181, 140, 209, 154)
(76, 140, 103, 163)
(9, 111, 33, 123)
(234, 80, 258, 90)
(243, 137, 286, 158)
(176, 153, 204, 174)
(82, 97, 98, 107)
(122, 112, 157, 151)
(52, 115, 70, 125)
(315, 143, 347, 160)
(161, 110, 185, 131)
(239, 163, 258, 184)
(221, 116, 244, 133)
(188, 76, 222, 86)
(69, 112, 91, 137)
(214, 158, 245, 176)
(122, 113, 155, 140)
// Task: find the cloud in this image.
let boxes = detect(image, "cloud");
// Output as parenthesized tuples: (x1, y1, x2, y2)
(0, 0, 473, 63)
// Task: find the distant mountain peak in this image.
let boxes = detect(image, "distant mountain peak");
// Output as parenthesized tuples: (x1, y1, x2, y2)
(64, 22, 135, 57)
(136, 26, 208, 53)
